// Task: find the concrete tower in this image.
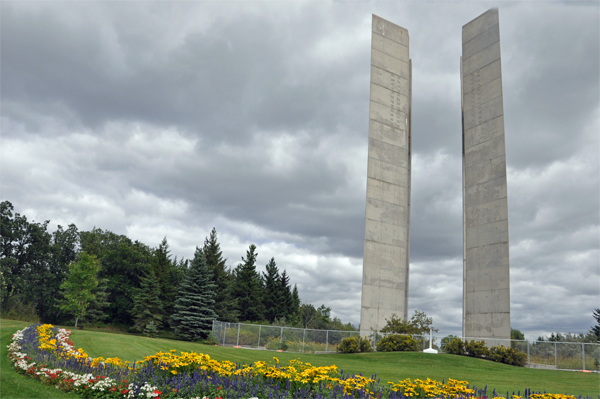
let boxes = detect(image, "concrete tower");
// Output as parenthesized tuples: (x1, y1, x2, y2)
(360, 15, 412, 337)
(461, 8, 510, 341)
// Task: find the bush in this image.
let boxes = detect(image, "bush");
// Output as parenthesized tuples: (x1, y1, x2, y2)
(359, 336, 373, 352)
(338, 337, 360, 353)
(444, 338, 465, 355)
(465, 340, 490, 358)
(445, 338, 527, 367)
(489, 345, 527, 367)
(376, 334, 419, 352)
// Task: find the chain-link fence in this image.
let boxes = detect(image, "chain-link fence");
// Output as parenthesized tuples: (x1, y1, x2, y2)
(212, 321, 600, 371)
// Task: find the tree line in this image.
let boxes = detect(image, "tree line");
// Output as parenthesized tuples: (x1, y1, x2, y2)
(0, 201, 355, 340)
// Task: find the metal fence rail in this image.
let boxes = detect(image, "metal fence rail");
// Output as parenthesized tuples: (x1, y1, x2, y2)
(212, 321, 600, 371)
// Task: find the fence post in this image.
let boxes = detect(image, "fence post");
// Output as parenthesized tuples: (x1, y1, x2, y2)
(554, 342, 557, 368)
(302, 329, 306, 353)
(326, 330, 329, 352)
(280, 327, 283, 346)
(223, 323, 227, 345)
(527, 341, 530, 364)
(258, 325, 261, 348)
(582, 343, 585, 371)
(237, 323, 241, 346)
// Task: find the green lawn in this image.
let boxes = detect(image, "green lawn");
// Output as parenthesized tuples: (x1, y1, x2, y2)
(2, 319, 599, 398)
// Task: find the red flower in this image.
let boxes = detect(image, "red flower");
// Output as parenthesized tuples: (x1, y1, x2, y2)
(122, 389, 129, 394)
(153, 390, 161, 394)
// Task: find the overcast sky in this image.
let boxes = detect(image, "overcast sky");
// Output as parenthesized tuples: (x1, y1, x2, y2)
(1, 1, 598, 340)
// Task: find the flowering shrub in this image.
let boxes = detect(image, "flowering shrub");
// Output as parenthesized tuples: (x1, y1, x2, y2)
(6, 324, 582, 399)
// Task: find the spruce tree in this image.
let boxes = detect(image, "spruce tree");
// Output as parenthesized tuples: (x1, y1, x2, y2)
(279, 270, 294, 319)
(202, 228, 238, 321)
(262, 258, 282, 322)
(591, 308, 600, 343)
(171, 248, 217, 341)
(290, 284, 301, 322)
(152, 238, 177, 327)
(231, 244, 265, 322)
(131, 270, 163, 332)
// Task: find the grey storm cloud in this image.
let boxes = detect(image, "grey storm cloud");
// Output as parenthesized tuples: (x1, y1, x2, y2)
(1, 1, 598, 337)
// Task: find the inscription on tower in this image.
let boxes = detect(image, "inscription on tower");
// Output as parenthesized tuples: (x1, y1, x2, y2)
(360, 15, 412, 336)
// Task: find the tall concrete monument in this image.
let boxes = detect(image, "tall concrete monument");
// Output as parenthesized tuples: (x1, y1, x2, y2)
(360, 15, 412, 336)
(461, 8, 510, 340)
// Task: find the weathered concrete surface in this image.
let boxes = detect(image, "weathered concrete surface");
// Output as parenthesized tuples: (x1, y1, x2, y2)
(360, 15, 411, 337)
(461, 8, 510, 340)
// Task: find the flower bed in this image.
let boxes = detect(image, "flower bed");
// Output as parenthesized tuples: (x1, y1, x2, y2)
(7, 324, 580, 399)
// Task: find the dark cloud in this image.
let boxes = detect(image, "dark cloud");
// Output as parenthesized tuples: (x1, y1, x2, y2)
(1, 1, 598, 336)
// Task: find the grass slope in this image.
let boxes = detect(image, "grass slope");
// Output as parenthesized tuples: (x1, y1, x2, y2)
(2, 319, 599, 398)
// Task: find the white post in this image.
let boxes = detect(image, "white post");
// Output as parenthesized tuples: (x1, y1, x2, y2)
(325, 330, 329, 352)
(582, 343, 586, 371)
(424, 328, 438, 354)
(236, 324, 241, 346)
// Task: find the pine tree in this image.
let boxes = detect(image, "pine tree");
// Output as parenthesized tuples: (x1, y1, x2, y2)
(262, 258, 282, 322)
(231, 244, 265, 322)
(171, 248, 217, 341)
(131, 270, 163, 332)
(202, 228, 238, 321)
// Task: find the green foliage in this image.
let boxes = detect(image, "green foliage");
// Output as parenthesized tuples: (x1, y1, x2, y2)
(380, 310, 437, 336)
(444, 337, 465, 355)
(59, 252, 100, 329)
(445, 338, 527, 367)
(231, 244, 265, 322)
(143, 320, 159, 338)
(359, 336, 373, 352)
(171, 248, 217, 341)
(590, 309, 600, 343)
(151, 237, 178, 328)
(0, 201, 76, 323)
(203, 228, 238, 322)
(489, 345, 528, 367)
(376, 334, 419, 352)
(511, 328, 525, 341)
(262, 258, 283, 322)
(298, 303, 332, 329)
(338, 337, 360, 353)
(80, 227, 153, 325)
(131, 270, 163, 332)
(464, 340, 490, 358)
(0, 296, 39, 322)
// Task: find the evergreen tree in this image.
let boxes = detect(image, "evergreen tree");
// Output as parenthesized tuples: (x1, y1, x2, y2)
(279, 270, 294, 319)
(152, 237, 177, 327)
(171, 248, 217, 341)
(231, 244, 265, 322)
(291, 284, 301, 320)
(262, 258, 282, 322)
(202, 228, 238, 321)
(131, 270, 163, 332)
(591, 309, 600, 343)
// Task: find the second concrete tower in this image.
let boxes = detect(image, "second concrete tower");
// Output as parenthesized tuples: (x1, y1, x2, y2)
(360, 15, 412, 336)
(461, 8, 511, 341)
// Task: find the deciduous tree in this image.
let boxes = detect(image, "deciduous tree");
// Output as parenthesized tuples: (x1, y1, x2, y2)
(59, 252, 100, 329)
